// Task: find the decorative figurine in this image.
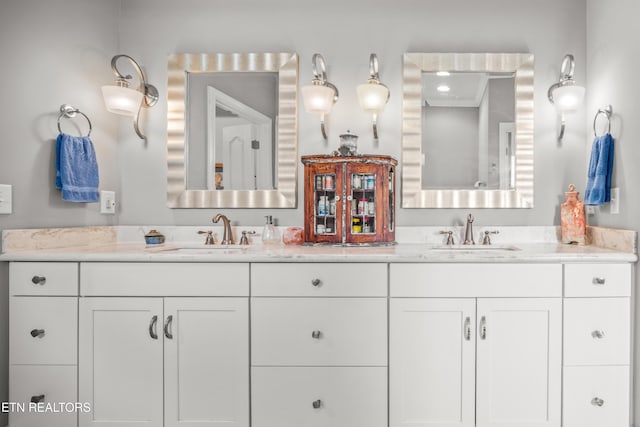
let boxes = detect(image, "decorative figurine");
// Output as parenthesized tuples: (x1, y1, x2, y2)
(561, 184, 586, 245)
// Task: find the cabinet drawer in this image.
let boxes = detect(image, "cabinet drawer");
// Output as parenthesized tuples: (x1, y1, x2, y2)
(80, 262, 249, 296)
(252, 298, 387, 366)
(10, 262, 78, 296)
(563, 366, 630, 427)
(564, 298, 630, 366)
(251, 263, 387, 297)
(10, 297, 78, 365)
(9, 365, 78, 427)
(564, 264, 631, 297)
(390, 263, 562, 297)
(252, 367, 387, 427)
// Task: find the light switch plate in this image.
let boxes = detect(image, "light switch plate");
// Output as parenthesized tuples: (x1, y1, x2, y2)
(610, 187, 620, 214)
(0, 184, 12, 214)
(100, 190, 116, 214)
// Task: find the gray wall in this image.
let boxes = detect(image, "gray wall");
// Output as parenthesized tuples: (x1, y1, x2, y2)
(0, 1, 120, 424)
(422, 106, 480, 188)
(116, 0, 587, 227)
(586, 0, 640, 424)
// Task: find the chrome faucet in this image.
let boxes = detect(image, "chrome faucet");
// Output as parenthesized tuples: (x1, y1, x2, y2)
(463, 213, 475, 245)
(212, 214, 234, 245)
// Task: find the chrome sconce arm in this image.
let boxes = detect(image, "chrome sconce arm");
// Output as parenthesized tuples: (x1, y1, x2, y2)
(102, 54, 159, 140)
(357, 53, 389, 140)
(302, 54, 339, 140)
(547, 54, 585, 141)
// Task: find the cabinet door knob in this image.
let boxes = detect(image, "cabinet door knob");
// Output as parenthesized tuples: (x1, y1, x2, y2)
(31, 276, 46, 285)
(312, 399, 322, 409)
(464, 317, 471, 341)
(591, 330, 605, 339)
(311, 279, 321, 287)
(479, 316, 487, 340)
(164, 315, 174, 339)
(591, 397, 605, 407)
(30, 394, 45, 404)
(311, 330, 322, 339)
(149, 315, 159, 340)
(592, 277, 606, 285)
(30, 329, 45, 338)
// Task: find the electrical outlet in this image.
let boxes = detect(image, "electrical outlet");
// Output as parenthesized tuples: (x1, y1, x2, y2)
(586, 205, 596, 215)
(0, 184, 12, 214)
(100, 190, 116, 214)
(610, 187, 620, 214)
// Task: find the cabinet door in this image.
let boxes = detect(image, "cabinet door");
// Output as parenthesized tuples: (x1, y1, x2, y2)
(79, 298, 164, 427)
(390, 298, 476, 427)
(476, 298, 561, 427)
(345, 162, 388, 244)
(304, 162, 344, 244)
(164, 298, 249, 427)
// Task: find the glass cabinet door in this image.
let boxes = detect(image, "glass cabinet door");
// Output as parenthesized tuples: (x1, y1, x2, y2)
(349, 172, 377, 236)
(313, 173, 338, 236)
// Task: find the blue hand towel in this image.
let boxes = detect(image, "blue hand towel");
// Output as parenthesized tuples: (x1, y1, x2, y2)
(584, 133, 614, 205)
(55, 133, 100, 202)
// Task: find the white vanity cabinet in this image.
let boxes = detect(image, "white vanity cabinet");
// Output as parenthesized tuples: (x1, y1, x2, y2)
(9, 262, 79, 427)
(562, 263, 632, 427)
(250, 263, 388, 427)
(390, 264, 563, 427)
(78, 263, 250, 427)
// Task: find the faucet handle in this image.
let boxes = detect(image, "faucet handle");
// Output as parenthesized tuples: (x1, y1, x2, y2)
(239, 230, 256, 246)
(198, 230, 215, 245)
(482, 230, 499, 245)
(439, 230, 455, 245)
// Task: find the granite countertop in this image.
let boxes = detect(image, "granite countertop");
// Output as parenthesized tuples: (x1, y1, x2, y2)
(0, 226, 637, 263)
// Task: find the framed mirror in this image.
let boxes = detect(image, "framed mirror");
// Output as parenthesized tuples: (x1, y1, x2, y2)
(402, 53, 534, 208)
(167, 52, 298, 208)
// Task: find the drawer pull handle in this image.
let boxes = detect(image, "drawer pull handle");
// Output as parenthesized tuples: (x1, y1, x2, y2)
(591, 330, 605, 339)
(479, 316, 487, 340)
(311, 330, 322, 339)
(464, 317, 471, 341)
(30, 329, 45, 338)
(149, 315, 158, 340)
(31, 276, 46, 285)
(592, 277, 606, 285)
(312, 399, 322, 409)
(30, 394, 45, 404)
(591, 397, 605, 407)
(164, 315, 173, 339)
(311, 279, 321, 287)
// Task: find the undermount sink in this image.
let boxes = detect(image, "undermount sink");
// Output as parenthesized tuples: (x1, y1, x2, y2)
(431, 245, 521, 251)
(151, 244, 248, 254)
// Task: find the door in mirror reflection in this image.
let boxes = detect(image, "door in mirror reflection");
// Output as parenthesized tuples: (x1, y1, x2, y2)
(186, 72, 277, 191)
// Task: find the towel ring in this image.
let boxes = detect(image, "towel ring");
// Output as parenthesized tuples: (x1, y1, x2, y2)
(593, 105, 612, 137)
(57, 104, 92, 137)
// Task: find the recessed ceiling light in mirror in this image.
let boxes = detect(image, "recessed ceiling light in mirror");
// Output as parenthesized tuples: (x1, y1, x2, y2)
(436, 71, 450, 76)
(437, 85, 451, 93)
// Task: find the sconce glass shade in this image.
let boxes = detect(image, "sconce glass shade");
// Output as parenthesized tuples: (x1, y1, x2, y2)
(357, 82, 389, 113)
(102, 84, 143, 117)
(551, 84, 585, 114)
(302, 84, 336, 115)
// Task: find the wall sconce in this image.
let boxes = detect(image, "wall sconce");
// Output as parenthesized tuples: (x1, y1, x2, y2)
(547, 54, 585, 140)
(301, 54, 339, 140)
(102, 54, 158, 140)
(357, 53, 389, 140)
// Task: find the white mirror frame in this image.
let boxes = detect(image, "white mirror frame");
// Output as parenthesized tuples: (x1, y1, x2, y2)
(167, 52, 298, 208)
(402, 53, 534, 208)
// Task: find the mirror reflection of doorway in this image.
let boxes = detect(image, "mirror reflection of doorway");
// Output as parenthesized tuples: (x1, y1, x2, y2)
(207, 86, 273, 190)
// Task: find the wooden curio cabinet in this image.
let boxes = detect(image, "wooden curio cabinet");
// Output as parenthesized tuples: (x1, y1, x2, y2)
(301, 154, 397, 245)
